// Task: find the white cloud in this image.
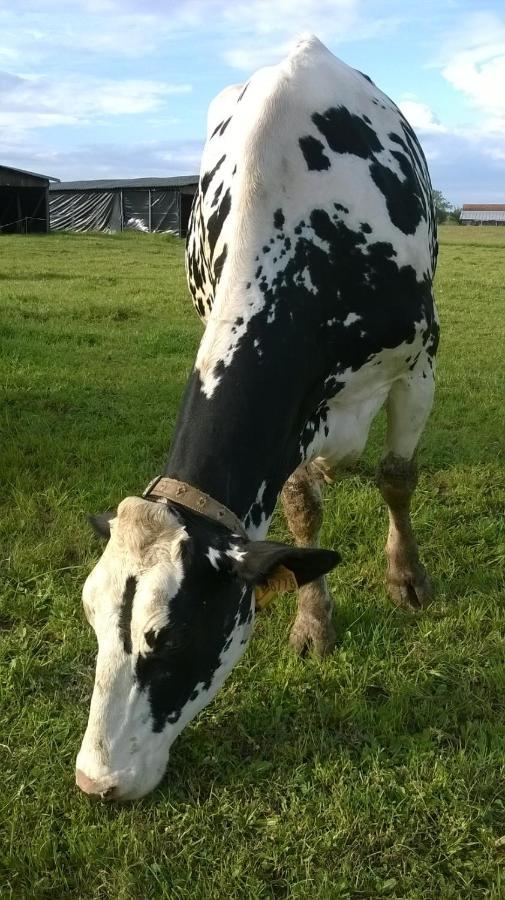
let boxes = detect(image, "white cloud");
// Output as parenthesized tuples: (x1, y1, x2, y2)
(397, 12, 505, 201)
(0, 71, 191, 135)
(399, 99, 447, 134)
(220, 0, 402, 70)
(436, 12, 505, 132)
(392, 92, 505, 203)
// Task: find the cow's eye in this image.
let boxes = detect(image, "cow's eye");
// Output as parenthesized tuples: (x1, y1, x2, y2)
(144, 626, 190, 654)
(163, 630, 190, 654)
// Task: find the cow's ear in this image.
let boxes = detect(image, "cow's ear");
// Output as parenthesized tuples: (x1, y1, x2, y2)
(88, 511, 116, 540)
(233, 540, 340, 589)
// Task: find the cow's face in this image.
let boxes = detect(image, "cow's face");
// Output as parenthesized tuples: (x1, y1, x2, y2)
(76, 496, 338, 800)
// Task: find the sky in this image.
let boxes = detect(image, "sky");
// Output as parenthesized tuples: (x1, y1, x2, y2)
(1, 0, 504, 204)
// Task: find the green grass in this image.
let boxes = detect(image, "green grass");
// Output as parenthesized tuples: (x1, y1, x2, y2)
(1, 225, 504, 899)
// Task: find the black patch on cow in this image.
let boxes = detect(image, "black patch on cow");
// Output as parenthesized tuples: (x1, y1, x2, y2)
(210, 120, 223, 139)
(201, 155, 226, 196)
(135, 509, 252, 732)
(237, 83, 249, 102)
(360, 222, 372, 234)
(273, 209, 285, 230)
(370, 150, 425, 234)
(362, 114, 372, 124)
(299, 135, 331, 171)
(210, 118, 232, 139)
(334, 203, 349, 214)
(389, 132, 409, 153)
(211, 182, 223, 208)
(119, 576, 137, 654)
(206, 187, 231, 259)
(213, 244, 227, 284)
(312, 106, 383, 159)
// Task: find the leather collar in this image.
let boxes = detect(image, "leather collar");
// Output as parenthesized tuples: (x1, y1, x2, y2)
(143, 476, 248, 539)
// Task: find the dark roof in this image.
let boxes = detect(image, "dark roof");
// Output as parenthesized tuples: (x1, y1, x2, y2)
(0, 164, 59, 184)
(49, 175, 199, 192)
(462, 204, 505, 211)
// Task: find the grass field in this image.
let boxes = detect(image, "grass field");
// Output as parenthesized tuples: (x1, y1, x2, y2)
(1, 225, 504, 899)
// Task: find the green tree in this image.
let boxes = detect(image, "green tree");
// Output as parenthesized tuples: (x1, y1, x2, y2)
(432, 189, 453, 224)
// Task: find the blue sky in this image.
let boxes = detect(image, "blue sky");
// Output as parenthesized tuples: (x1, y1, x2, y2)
(1, 0, 504, 203)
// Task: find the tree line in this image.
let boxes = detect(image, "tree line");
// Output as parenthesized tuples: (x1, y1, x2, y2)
(433, 190, 462, 224)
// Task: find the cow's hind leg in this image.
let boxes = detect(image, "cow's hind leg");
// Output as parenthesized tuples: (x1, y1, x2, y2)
(281, 464, 336, 656)
(377, 369, 435, 611)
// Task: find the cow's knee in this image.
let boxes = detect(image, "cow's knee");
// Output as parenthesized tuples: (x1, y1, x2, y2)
(281, 465, 323, 547)
(376, 452, 418, 508)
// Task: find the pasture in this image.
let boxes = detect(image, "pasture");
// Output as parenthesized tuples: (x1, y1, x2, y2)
(1, 225, 504, 898)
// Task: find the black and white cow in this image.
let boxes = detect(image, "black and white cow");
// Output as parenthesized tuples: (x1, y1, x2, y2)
(77, 35, 439, 800)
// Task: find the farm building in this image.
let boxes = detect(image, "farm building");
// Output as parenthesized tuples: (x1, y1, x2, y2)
(49, 176, 199, 236)
(0, 165, 59, 234)
(460, 204, 505, 225)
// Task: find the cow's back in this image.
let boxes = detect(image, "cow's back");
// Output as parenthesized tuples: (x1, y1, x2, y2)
(187, 35, 436, 321)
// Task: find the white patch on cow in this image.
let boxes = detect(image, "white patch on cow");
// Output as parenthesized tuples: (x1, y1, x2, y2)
(299, 266, 316, 294)
(226, 544, 247, 563)
(302, 326, 433, 467)
(244, 480, 270, 540)
(343, 312, 361, 327)
(207, 547, 222, 570)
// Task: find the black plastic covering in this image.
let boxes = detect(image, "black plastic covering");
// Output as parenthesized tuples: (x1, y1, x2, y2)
(0, 186, 48, 233)
(49, 188, 180, 234)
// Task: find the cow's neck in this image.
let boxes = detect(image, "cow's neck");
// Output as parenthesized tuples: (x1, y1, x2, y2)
(165, 373, 302, 538)
(165, 314, 317, 537)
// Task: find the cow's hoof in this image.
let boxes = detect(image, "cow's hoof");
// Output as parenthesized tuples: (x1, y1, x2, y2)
(386, 563, 433, 612)
(289, 614, 336, 657)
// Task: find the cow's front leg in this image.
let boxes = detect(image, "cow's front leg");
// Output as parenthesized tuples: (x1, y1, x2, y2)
(281, 464, 336, 656)
(376, 452, 432, 611)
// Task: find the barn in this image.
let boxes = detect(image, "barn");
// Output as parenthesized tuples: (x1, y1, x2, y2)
(0, 165, 59, 234)
(460, 204, 505, 226)
(49, 176, 199, 236)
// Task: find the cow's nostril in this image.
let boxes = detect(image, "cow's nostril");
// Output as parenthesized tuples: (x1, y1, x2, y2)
(76, 768, 117, 800)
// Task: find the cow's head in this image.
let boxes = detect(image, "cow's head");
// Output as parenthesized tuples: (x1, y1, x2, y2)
(76, 495, 339, 800)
